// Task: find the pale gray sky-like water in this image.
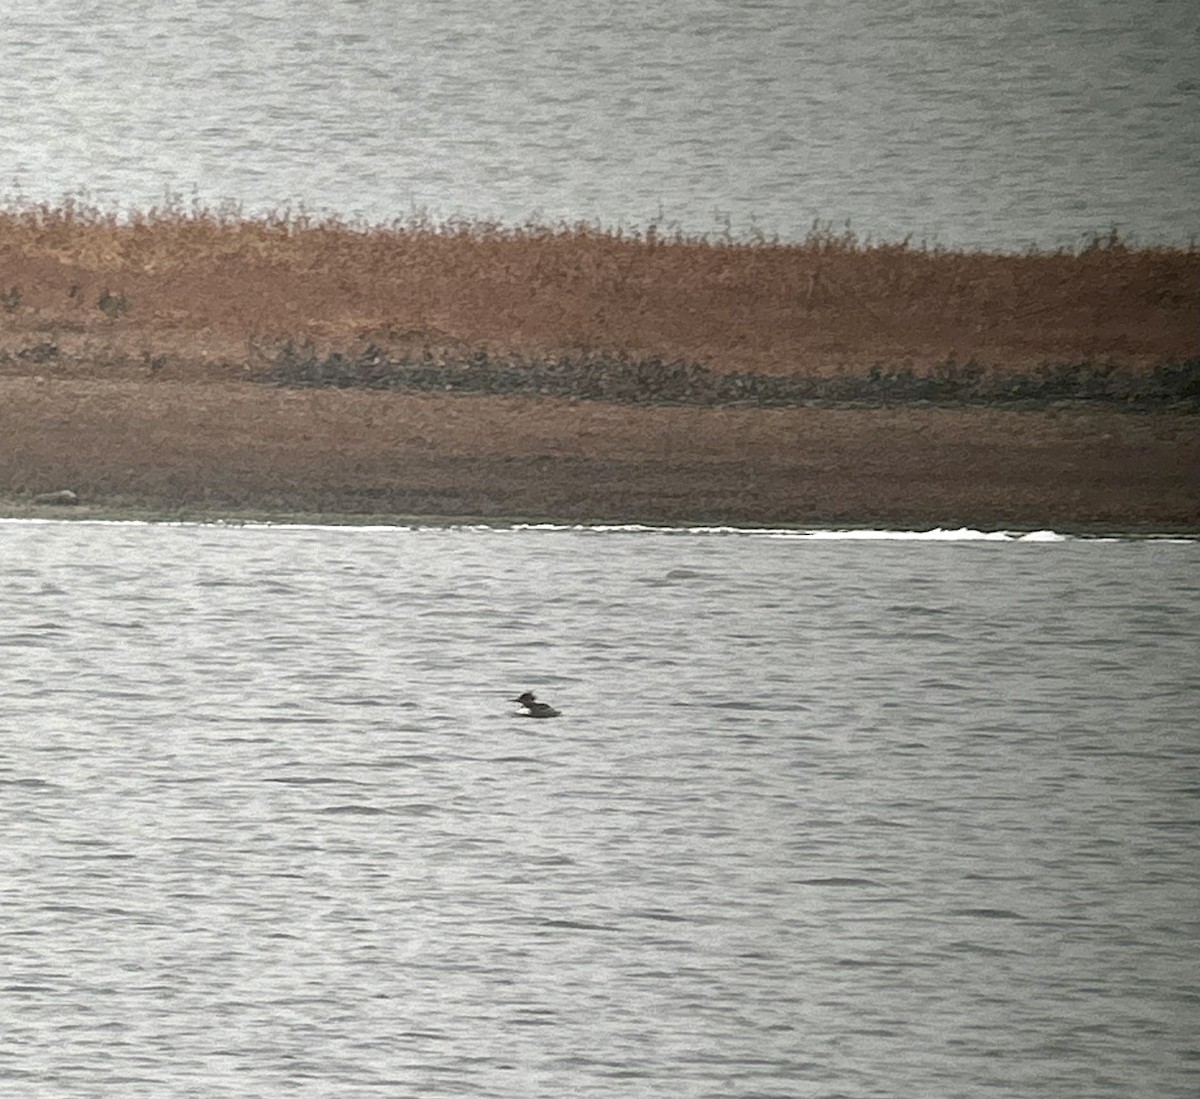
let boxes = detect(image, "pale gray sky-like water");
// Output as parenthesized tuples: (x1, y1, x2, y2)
(2, 521, 1198, 1096)
(2, 0, 1198, 248)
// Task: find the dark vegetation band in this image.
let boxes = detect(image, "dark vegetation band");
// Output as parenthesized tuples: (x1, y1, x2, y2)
(260, 342, 1200, 411)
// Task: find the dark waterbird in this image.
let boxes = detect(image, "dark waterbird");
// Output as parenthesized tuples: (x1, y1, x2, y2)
(513, 691, 561, 718)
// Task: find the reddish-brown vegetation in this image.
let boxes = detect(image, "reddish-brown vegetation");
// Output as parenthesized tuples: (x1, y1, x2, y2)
(0, 203, 1196, 379)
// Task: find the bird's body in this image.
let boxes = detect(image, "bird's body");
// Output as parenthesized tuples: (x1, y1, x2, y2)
(513, 691, 561, 718)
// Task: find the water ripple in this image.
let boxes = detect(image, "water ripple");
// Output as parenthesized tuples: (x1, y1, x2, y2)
(0, 522, 1195, 1097)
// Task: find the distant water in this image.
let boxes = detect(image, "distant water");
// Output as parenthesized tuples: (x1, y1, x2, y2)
(2, 520, 1198, 1097)
(2, 0, 1198, 249)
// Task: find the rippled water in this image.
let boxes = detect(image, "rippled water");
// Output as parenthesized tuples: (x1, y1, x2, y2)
(2, 520, 1198, 1096)
(3, 0, 1198, 248)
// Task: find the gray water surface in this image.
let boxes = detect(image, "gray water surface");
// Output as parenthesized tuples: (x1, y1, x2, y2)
(2, 522, 1198, 1097)
(3, 0, 1198, 248)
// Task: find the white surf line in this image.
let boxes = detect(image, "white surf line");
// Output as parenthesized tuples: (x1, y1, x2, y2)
(4, 516, 1196, 541)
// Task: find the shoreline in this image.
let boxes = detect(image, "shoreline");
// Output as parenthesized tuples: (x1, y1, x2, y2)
(2, 376, 1196, 536)
(2, 504, 1196, 540)
(3, 490, 1197, 541)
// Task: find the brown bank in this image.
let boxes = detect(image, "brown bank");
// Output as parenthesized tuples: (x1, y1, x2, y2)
(1, 205, 1197, 531)
(1, 376, 1195, 531)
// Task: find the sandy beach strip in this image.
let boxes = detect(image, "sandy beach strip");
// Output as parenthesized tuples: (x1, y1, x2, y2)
(2, 376, 1195, 532)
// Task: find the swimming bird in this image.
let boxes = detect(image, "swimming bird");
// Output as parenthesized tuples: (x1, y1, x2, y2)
(513, 691, 561, 718)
